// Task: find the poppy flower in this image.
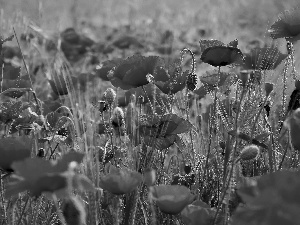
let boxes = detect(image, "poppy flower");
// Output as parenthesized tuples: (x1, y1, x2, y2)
(99, 165, 142, 195)
(181, 200, 221, 225)
(200, 39, 244, 67)
(0, 136, 32, 172)
(137, 113, 194, 149)
(107, 55, 169, 90)
(242, 47, 288, 70)
(268, 7, 300, 43)
(5, 152, 94, 198)
(154, 59, 189, 94)
(151, 185, 195, 215)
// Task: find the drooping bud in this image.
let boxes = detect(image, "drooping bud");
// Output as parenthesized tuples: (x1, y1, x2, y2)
(143, 168, 156, 187)
(240, 145, 260, 161)
(103, 88, 116, 106)
(264, 82, 274, 97)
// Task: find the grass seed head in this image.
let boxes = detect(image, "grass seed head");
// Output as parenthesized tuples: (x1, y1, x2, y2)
(112, 107, 124, 127)
(103, 88, 116, 106)
(240, 145, 260, 161)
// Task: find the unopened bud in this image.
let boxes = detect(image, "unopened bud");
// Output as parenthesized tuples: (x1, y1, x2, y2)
(143, 168, 156, 187)
(240, 145, 259, 161)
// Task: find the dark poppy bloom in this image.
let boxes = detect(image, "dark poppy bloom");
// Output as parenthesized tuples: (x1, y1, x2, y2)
(0, 136, 32, 172)
(99, 165, 142, 195)
(107, 55, 169, 90)
(269, 7, 300, 43)
(154, 59, 188, 94)
(200, 39, 244, 67)
(151, 185, 195, 215)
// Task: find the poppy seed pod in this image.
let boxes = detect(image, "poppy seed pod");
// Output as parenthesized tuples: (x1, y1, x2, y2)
(103, 88, 116, 106)
(143, 168, 156, 187)
(240, 145, 260, 161)
(264, 82, 274, 97)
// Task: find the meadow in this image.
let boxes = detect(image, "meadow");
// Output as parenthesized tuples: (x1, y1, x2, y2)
(1, 0, 300, 224)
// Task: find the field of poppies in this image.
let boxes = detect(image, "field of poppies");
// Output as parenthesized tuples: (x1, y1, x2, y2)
(1, 0, 300, 224)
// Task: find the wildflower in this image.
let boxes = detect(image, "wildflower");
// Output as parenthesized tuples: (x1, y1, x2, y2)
(264, 82, 274, 97)
(99, 165, 142, 195)
(268, 7, 300, 43)
(151, 185, 195, 215)
(240, 145, 260, 161)
(107, 55, 169, 90)
(0, 136, 32, 172)
(103, 88, 116, 106)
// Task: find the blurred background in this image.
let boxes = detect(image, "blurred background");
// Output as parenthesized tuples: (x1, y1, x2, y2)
(0, 0, 299, 45)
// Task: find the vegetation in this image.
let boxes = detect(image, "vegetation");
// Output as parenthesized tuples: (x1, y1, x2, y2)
(0, 0, 300, 224)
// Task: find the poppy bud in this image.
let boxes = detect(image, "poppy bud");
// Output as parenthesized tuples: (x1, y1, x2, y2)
(98, 100, 107, 113)
(103, 88, 116, 106)
(143, 168, 156, 187)
(240, 145, 260, 161)
(184, 164, 192, 174)
(239, 71, 249, 87)
(264, 82, 274, 97)
(295, 80, 300, 91)
(37, 148, 45, 158)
